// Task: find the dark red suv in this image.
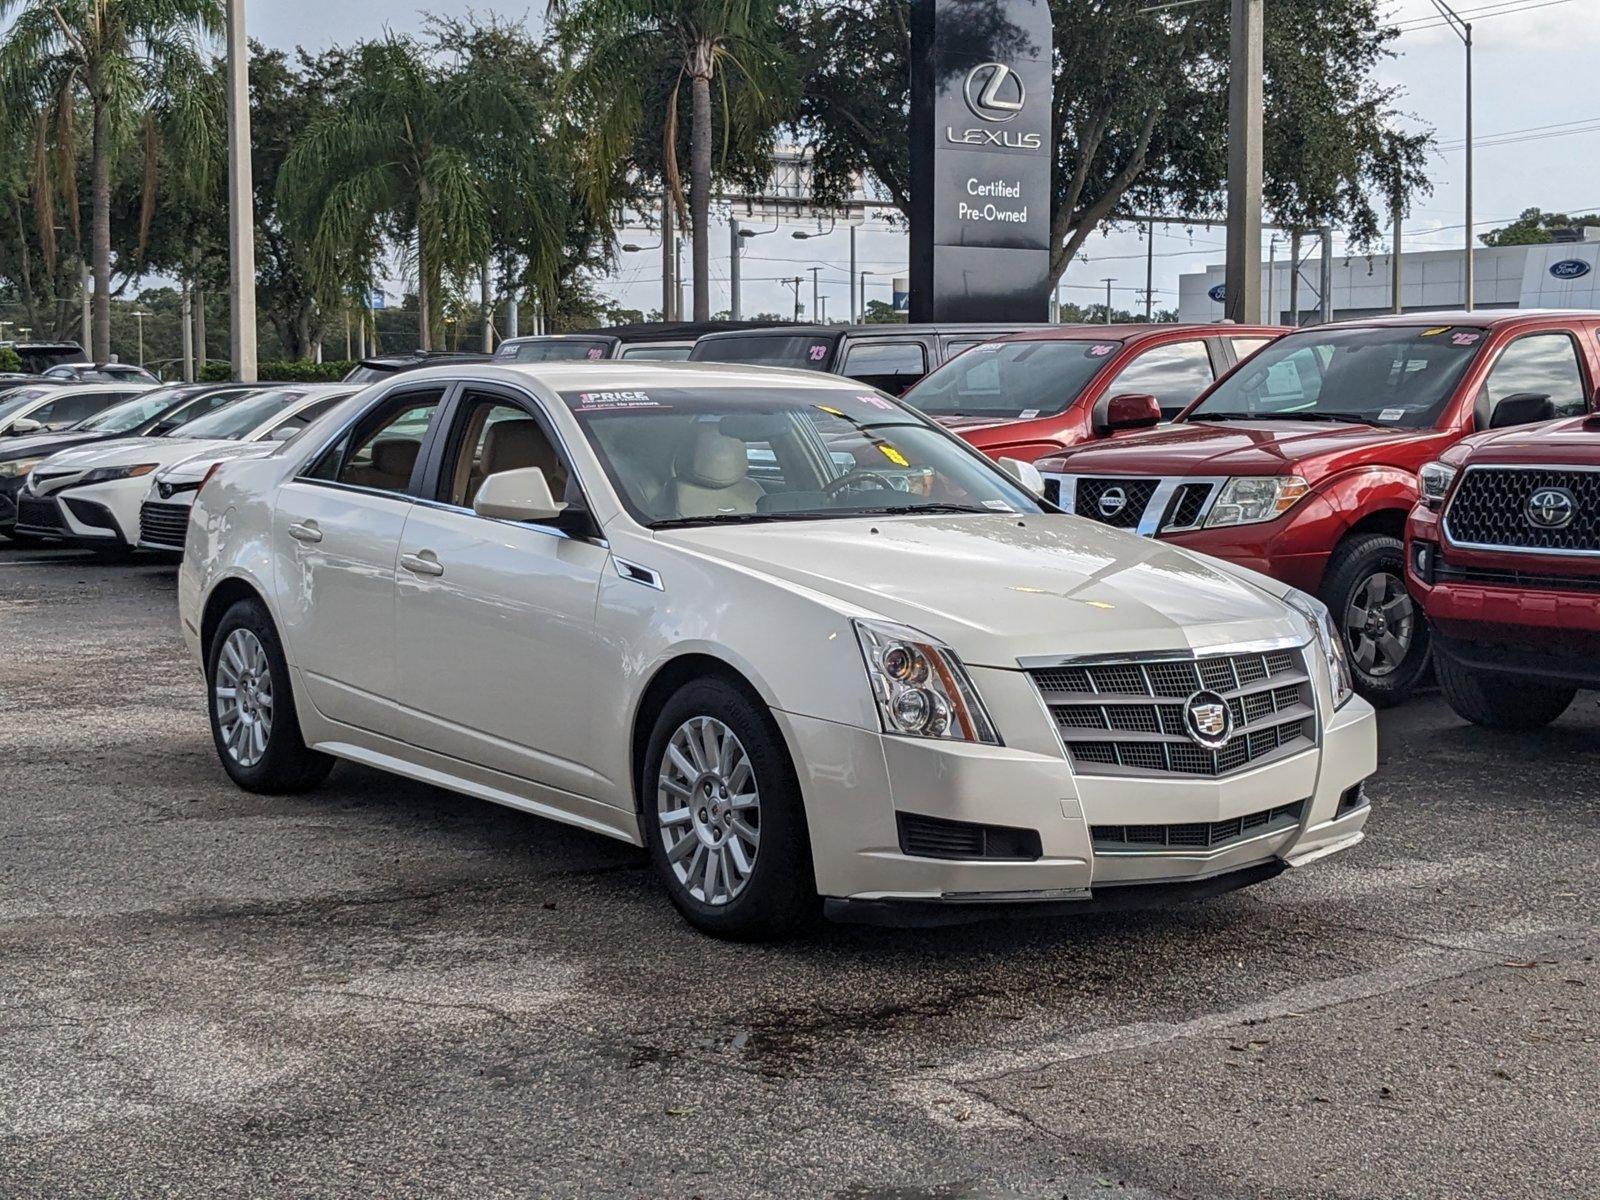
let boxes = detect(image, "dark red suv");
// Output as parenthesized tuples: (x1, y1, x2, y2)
(1033, 311, 1600, 705)
(900, 324, 1284, 462)
(1406, 412, 1600, 728)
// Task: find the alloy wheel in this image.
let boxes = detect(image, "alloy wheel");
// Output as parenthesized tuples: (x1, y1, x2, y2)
(1343, 570, 1415, 679)
(215, 627, 274, 768)
(657, 716, 760, 907)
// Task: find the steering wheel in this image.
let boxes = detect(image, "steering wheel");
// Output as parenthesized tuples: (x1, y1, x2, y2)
(824, 470, 896, 498)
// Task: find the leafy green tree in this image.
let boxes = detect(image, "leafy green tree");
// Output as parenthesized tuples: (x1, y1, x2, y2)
(0, 0, 222, 360)
(1480, 208, 1600, 247)
(795, 0, 1430, 285)
(551, 0, 797, 321)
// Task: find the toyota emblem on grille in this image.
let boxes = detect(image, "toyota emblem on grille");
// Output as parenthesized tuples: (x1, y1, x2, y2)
(1097, 486, 1128, 518)
(1183, 690, 1234, 750)
(1526, 486, 1576, 530)
(158, 482, 175, 499)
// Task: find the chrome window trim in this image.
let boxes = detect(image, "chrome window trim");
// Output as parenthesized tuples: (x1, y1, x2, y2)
(1039, 472, 1229, 535)
(1441, 461, 1600, 558)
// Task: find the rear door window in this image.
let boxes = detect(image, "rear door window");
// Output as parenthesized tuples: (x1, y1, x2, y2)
(840, 341, 929, 394)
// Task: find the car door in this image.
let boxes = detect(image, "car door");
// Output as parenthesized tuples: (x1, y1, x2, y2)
(271, 385, 449, 734)
(391, 385, 612, 803)
(1475, 329, 1592, 425)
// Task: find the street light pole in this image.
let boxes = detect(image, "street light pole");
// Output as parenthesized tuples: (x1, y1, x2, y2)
(133, 310, 149, 366)
(1431, 0, 1473, 309)
(859, 270, 874, 320)
(808, 267, 822, 324)
(1101, 278, 1116, 323)
(224, 0, 258, 381)
(729, 219, 741, 320)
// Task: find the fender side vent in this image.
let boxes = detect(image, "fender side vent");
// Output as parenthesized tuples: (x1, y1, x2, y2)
(896, 812, 1043, 862)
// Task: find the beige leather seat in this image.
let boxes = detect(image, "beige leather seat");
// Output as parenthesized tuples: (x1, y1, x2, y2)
(346, 437, 421, 492)
(666, 428, 762, 519)
(466, 418, 567, 505)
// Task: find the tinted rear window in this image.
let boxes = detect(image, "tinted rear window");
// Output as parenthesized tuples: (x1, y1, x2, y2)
(504, 339, 613, 362)
(691, 334, 838, 370)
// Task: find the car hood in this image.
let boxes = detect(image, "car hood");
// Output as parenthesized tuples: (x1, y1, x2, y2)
(158, 439, 279, 483)
(0, 429, 106, 461)
(34, 436, 235, 472)
(657, 513, 1305, 668)
(1448, 413, 1600, 466)
(1044, 418, 1429, 476)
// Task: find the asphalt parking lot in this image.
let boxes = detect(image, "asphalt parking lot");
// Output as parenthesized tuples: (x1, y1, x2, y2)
(1, 544, 1596, 1200)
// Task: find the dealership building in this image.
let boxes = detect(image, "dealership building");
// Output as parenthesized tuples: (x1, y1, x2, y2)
(1178, 233, 1600, 325)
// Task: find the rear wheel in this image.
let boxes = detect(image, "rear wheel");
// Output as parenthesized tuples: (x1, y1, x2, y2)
(206, 598, 333, 794)
(1321, 533, 1429, 707)
(642, 677, 817, 940)
(1435, 653, 1576, 730)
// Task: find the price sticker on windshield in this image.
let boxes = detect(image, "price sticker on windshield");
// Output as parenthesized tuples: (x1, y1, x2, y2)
(1378, 408, 1406, 423)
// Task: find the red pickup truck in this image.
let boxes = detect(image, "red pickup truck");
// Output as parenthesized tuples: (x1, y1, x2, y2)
(1406, 412, 1600, 728)
(1034, 310, 1600, 705)
(900, 323, 1284, 461)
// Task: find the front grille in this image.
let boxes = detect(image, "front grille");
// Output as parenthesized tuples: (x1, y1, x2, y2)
(15, 495, 65, 531)
(1435, 562, 1600, 594)
(1030, 647, 1315, 778)
(139, 500, 191, 549)
(896, 812, 1043, 861)
(1092, 801, 1306, 852)
(1162, 482, 1214, 530)
(1444, 466, 1600, 553)
(1075, 478, 1159, 529)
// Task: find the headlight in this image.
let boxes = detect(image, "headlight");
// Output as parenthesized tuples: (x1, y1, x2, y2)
(74, 463, 159, 487)
(0, 458, 43, 479)
(1418, 460, 1458, 508)
(1285, 588, 1353, 709)
(1205, 475, 1310, 528)
(854, 619, 1000, 744)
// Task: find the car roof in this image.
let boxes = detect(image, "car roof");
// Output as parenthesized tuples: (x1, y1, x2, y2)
(694, 323, 1056, 342)
(983, 323, 1285, 343)
(1323, 309, 1600, 330)
(396, 359, 898, 394)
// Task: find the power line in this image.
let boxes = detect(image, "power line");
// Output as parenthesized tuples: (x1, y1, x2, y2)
(1393, 0, 1577, 32)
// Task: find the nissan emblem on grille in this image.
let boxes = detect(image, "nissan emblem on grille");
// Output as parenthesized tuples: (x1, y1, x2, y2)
(1526, 487, 1576, 530)
(1097, 486, 1127, 518)
(1183, 690, 1234, 749)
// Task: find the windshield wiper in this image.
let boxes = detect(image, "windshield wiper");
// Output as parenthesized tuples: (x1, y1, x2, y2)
(1191, 410, 1385, 426)
(842, 503, 996, 516)
(649, 512, 833, 529)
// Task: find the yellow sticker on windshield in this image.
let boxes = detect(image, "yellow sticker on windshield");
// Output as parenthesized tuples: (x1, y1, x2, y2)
(815, 404, 846, 416)
(878, 443, 910, 468)
(1421, 326, 1450, 337)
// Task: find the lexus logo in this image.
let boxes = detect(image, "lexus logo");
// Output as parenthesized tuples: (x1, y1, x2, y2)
(963, 63, 1025, 123)
(1097, 486, 1128, 518)
(1183, 690, 1235, 751)
(1526, 486, 1577, 530)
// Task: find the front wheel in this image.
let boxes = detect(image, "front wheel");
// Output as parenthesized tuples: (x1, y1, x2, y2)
(206, 598, 333, 794)
(1435, 653, 1576, 730)
(1321, 533, 1430, 708)
(642, 677, 817, 940)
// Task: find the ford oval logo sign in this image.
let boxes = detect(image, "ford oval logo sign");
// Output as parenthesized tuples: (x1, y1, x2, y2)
(1550, 259, 1592, 280)
(1207, 283, 1227, 303)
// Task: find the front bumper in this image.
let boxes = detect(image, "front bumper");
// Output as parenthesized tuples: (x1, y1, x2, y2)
(780, 667, 1376, 914)
(13, 478, 143, 548)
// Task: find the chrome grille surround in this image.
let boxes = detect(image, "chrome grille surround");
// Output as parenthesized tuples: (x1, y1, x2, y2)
(1442, 463, 1600, 556)
(1039, 473, 1229, 535)
(1023, 637, 1318, 778)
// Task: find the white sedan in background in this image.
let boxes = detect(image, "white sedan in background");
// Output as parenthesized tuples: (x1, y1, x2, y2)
(179, 363, 1375, 939)
(16, 384, 356, 553)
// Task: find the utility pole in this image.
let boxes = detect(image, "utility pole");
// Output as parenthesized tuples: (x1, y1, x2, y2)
(1428, 1, 1473, 308)
(1101, 278, 1116, 323)
(1288, 229, 1302, 327)
(481, 261, 493, 352)
(1319, 227, 1334, 325)
(179, 287, 194, 381)
(133, 310, 149, 366)
(1266, 237, 1277, 324)
(729, 219, 742, 320)
(661, 199, 674, 321)
(808, 267, 823, 324)
(1144, 221, 1155, 321)
(1391, 184, 1405, 314)
(224, 0, 257, 381)
(674, 237, 685, 324)
(784, 276, 803, 322)
(1224, 0, 1264, 325)
(849, 225, 858, 322)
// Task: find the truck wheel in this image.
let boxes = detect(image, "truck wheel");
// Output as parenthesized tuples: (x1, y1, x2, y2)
(1321, 533, 1429, 708)
(1435, 653, 1576, 730)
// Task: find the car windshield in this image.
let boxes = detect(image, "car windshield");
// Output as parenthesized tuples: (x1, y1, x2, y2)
(690, 333, 837, 371)
(902, 339, 1122, 418)
(503, 338, 613, 362)
(563, 385, 1045, 527)
(75, 386, 200, 433)
(175, 388, 312, 440)
(1187, 324, 1489, 428)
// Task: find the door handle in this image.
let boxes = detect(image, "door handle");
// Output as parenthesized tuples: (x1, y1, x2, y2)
(287, 520, 322, 544)
(400, 551, 445, 578)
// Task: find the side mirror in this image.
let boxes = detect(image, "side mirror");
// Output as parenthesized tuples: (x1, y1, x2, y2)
(9, 417, 42, 435)
(1092, 393, 1162, 436)
(473, 466, 566, 523)
(1489, 392, 1555, 430)
(997, 456, 1045, 495)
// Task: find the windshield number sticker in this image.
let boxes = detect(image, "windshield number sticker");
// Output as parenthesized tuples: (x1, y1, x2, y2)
(808, 344, 829, 361)
(586, 347, 605, 359)
(1087, 344, 1116, 357)
(1378, 407, 1406, 422)
(854, 394, 894, 410)
(1450, 331, 1482, 346)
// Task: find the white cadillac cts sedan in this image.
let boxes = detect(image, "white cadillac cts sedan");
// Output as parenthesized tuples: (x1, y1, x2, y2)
(178, 363, 1376, 938)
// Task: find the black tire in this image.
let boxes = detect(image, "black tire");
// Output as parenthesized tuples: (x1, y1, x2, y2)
(1435, 652, 1576, 730)
(1320, 533, 1430, 708)
(205, 597, 333, 794)
(641, 677, 818, 940)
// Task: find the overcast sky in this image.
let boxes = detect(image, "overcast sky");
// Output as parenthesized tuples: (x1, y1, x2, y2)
(247, 0, 1598, 320)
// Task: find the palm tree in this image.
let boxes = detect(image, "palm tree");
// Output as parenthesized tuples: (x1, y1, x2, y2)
(551, 0, 794, 323)
(0, 0, 222, 361)
(280, 37, 508, 351)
